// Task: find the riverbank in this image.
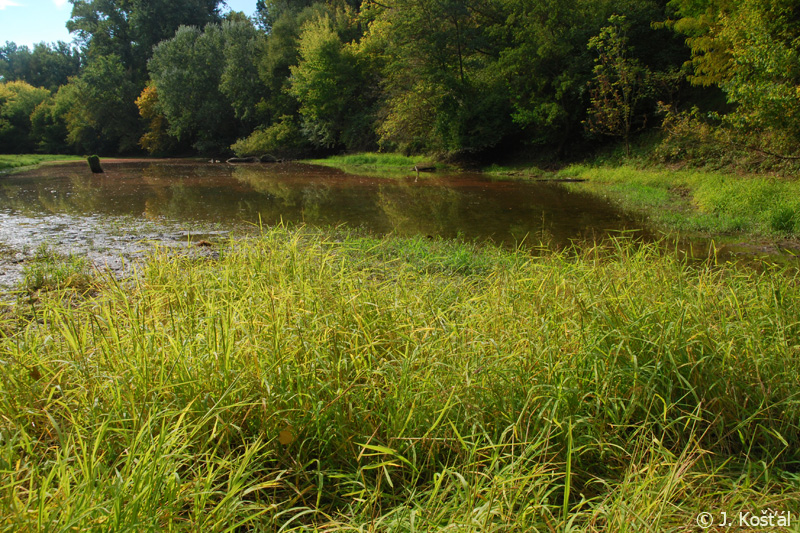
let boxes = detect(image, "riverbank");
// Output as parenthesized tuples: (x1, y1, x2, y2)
(0, 154, 83, 172)
(305, 153, 448, 177)
(3, 226, 798, 530)
(482, 157, 800, 245)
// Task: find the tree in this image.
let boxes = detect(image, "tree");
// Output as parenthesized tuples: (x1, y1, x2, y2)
(219, 13, 269, 127)
(289, 12, 376, 150)
(667, 0, 735, 87)
(363, 0, 513, 154)
(149, 18, 267, 154)
(64, 0, 224, 154)
(0, 42, 82, 92)
(669, 0, 800, 155)
(584, 15, 651, 156)
(56, 54, 141, 153)
(493, 0, 605, 150)
(0, 81, 51, 153)
(29, 95, 72, 154)
(135, 83, 175, 154)
(68, 0, 222, 83)
(717, 0, 800, 147)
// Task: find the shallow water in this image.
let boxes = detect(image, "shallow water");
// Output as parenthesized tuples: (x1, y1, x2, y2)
(0, 159, 658, 286)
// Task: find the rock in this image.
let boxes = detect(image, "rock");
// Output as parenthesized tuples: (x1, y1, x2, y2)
(260, 154, 278, 163)
(87, 155, 104, 173)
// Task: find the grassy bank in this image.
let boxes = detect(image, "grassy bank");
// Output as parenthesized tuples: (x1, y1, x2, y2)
(2, 226, 798, 530)
(305, 153, 445, 177)
(555, 164, 800, 239)
(0, 154, 83, 172)
(486, 157, 800, 240)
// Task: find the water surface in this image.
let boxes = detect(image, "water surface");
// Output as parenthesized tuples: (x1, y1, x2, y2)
(1, 160, 649, 286)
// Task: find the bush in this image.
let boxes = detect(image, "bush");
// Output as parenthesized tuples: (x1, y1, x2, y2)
(230, 115, 311, 159)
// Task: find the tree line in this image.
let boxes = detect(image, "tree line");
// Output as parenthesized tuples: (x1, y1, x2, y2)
(1, 0, 798, 163)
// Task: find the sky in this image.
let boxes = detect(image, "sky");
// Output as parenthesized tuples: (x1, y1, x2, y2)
(0, 0, 258, 48)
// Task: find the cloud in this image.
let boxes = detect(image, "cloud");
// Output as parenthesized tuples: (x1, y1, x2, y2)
(0, 0, 22, 9)
(53, 0, 68, 7)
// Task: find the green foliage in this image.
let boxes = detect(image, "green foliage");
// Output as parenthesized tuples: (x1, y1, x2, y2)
(668, 0, 800, 160)
(59, 54, 141, 153)
(289, 11, 376, 151)
(667, 0, 735, 87)
(0, 81, 51, 153)
(0, 41, 82, 92)
(230, 115, 311, 158)
(21, 242, 94, 292)
(29, 96, 72, 154)
(585, 15, 651, 156)
(0, 0, 785, 163)
(67, 0, 222, 83)
(717, 0, 800, 145)
(2, 228, 798, 529)
(219, 14, 268, 127)
(366, 0, 514, 154)
(495, 0, 606, 148)
(149, 24, 237, 154)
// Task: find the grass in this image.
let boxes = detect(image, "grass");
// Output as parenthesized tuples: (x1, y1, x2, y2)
(0, 154, 83, 172)
(305, 153, 446, 177)
(1, 226, 799, 531)
(20, 243, 95, 293)
(554, 164, 800, 239)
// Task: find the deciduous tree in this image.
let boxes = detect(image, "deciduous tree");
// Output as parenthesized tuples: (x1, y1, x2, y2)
(584, 15, 651, 156)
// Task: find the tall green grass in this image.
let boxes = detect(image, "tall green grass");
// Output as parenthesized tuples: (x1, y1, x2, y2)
(558, 164, 800, 238)
(1, 227, 799, 531)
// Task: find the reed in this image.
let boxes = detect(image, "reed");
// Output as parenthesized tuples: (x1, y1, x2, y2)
(1, 227, 798, 531)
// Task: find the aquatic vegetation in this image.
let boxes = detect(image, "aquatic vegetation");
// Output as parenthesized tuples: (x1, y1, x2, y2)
(21, 242, 95, 293)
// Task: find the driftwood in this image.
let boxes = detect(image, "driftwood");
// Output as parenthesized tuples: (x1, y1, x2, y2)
(226, 156, 260, 164)
(535, 178, 587, 183)
(412, 164, 436, 180)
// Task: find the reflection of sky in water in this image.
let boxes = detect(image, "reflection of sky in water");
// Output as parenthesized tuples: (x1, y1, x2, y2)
(0, 160, 650, 286)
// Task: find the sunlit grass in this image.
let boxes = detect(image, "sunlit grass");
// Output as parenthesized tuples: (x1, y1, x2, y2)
(20, 243, 95, 293)
(0, 154, 82, 171)
(1, 227, 799, 530)
(557, 164, 800, 238)
(305, 153, 447, 177)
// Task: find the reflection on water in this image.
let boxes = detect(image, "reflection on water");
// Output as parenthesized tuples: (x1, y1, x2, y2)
(1, 159, 647, 241)
(0, 160, 650, 285)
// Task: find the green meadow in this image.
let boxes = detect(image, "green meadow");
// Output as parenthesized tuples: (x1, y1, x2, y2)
(2, 227, 798, 531)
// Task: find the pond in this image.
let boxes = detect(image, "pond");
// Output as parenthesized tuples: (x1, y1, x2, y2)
(1, 159, 651, 286)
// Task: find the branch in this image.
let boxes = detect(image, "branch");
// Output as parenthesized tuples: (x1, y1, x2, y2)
(729, 141, 800, 161)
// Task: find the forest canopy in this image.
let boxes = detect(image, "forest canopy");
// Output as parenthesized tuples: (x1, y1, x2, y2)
(0, 0, 797, 164)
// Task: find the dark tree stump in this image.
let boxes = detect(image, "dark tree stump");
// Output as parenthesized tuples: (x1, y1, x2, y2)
(87, 155, 104, 174)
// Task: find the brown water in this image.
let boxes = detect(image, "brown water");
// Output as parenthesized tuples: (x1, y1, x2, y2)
(1, 160, 652, 286)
